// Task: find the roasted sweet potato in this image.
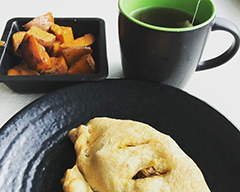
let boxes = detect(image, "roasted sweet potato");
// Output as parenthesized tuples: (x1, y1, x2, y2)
(61, 46, 92, 66)
(59, 26, 74, 43)
(60, 33, 95, 51)
(27, 26, 56, 47)
(86, 53, 96, 73)
(42, 56, 68, 75)
(51, 24, 74, 43)
(50, 23, 61, 33)
(0, 41, 5, 46)
(50, 24, 62, 38)
(12, 31, 26, 57)
(23, 12, 54, 31)
(21, 34, 50, 72)
(68, 54, 95, 74)
(7, 61, 40, 76)
(48, 40, 61, 57)
(9, 12, 97, 76)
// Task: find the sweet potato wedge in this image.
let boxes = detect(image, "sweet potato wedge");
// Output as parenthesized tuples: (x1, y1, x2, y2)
(50, 24, 62, 38)
(51, 24, 74, 43)
(27, 26, 56, 47)
(68, 54, 95, 74)
(60, 33, 95, 51)
(23, 12, 54, 31)
(50, 23, 61, 33)
(48, 40, 61, 57)
(0, 41, 5, 46)
(86, 53, 96, 73)
(61, 46, 92, 66)
(12, 31, 26, 57)
(59, 26, 74, 43)
(21, 34, 50, 72)
(7, 61, 40, 76)
(42, 55, 68, 75)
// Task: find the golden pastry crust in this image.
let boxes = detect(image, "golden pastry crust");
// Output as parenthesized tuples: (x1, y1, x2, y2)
(61, 165, 93, 192)
(62, 117, 210, 192)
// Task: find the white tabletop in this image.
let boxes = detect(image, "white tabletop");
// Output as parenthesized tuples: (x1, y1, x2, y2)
(0, 0, 240, 131)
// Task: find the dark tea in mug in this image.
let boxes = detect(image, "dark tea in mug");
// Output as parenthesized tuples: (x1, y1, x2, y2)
(130, 7, 200, 28)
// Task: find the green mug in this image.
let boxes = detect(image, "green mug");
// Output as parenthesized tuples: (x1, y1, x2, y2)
(118, 0, 240, 88)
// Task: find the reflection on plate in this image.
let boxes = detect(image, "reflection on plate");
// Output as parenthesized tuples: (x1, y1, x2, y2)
(0, 79, 239, 192)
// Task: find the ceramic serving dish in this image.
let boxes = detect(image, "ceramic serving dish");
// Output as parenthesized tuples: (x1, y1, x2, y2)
(0, 17, 108, 93)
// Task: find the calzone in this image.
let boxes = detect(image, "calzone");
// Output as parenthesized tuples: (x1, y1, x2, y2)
(61, 117, 210, 192)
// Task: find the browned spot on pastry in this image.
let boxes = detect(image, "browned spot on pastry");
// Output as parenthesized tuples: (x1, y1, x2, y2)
(126, 144, 136, 147)
(119, 141, 150, 149)
(132, 166, 168, 180)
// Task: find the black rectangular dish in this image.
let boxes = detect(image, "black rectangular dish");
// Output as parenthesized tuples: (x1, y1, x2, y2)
(0, 17, 108, 93)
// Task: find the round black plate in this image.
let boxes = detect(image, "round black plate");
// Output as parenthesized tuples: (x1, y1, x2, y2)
(0, 79, 239, 192)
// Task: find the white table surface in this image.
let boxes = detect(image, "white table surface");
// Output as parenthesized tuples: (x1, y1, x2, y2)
(0, 0, 240, 131)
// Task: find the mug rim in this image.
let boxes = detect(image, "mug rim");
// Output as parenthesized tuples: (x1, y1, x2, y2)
(118, 0, 216, 32)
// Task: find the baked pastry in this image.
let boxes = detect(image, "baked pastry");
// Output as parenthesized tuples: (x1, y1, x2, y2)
(62, 117, 210, 192)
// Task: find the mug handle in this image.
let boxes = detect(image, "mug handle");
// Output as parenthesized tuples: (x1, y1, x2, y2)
(196, 17, 240, 71)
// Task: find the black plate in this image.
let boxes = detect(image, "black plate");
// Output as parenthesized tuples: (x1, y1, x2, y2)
(0, 79, 239, 192)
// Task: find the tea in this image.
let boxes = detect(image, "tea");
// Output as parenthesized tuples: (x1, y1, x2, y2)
(130, 7, 200, 28)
